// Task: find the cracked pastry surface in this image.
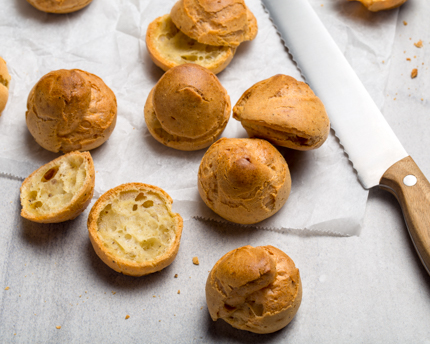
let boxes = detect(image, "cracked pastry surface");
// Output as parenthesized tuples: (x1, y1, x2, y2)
(26, 0, 93, 13)
(26, 69, 117, 153)
(87, 183, 183, 277)
(206, 245, 302, 334)
(233, 74, 330, 151)
(170, 0, 258, 47)
(146, 14, 236, 74)
(144, 63, 231, 151)
(0, 57, 11, 114)
(20, 151, 95, 223)
(348, 0, 408, 11)
(198, 138, 291, 224)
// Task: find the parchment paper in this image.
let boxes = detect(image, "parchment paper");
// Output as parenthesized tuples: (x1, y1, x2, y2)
(0, 0, 400, 235)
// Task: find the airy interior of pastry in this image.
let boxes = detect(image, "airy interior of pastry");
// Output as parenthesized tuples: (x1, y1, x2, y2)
(206, 245, 302, 334)
(87, 183, 183, 276)
(349, 0, 408, 11)
(20, 151, 95, 223)
(146, 14, 236, 74)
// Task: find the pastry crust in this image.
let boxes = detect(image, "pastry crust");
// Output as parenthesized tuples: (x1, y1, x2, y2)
(170, 0, 258, 47)
(144, 63, 231, 151)
(206, 245, 302, 334)
(349, 0, 408, 11)
(233, 75, 330, 151)
(146, 14, 236, 74)
(26, 0, 93, 13)
(87, 183, 183, 277)
(20, 151, 95, 223)
(0, 57, 11, 114)
(26, 69, 117, 153)
(198, 138, 291, 224)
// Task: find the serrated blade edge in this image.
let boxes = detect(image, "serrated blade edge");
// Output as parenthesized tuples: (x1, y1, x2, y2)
(262, 0, 408, 189)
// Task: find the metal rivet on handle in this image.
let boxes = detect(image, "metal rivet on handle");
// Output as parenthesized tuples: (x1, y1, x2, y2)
(403, 175, 417, 186)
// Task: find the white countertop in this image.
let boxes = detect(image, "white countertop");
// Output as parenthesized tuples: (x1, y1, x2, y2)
(1, 0, 429, 342)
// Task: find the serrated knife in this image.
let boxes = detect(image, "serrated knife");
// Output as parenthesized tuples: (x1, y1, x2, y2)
(261, 0, 430, 274)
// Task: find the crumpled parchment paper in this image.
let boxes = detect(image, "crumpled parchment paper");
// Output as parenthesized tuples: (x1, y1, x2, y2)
(0, 0, 400, 235)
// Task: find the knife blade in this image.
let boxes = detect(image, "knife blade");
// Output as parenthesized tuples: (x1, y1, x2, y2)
(262, 0, 430, 274)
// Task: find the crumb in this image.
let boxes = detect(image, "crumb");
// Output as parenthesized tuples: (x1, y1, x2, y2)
(56, 326, 61, 330)
(414, 56, 417, 58)
(421, 98, 424, 101)
(174, 274, 178, 278)
(177, 290, 180, 294)
(382, 60, 385, 63)
(411, 68, 418, 78)
(79, 295, 82, 298)
(394, 98, 396, 100)
(85, 291, 87, 294)
(125, 315, 130, 319)
(404, 51, 406, 53)
(407, 58, 411, 61)
(414, 40, 423, 48)
(153, 295, 156, 298)
(321, 4, 323, 6)
(403, 21, 407, 25)
(111, 291, 116, 295)
(4, 287, 9, 290)
(192, 257, 200, 265)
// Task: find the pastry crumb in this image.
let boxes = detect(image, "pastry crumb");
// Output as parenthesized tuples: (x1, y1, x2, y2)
(192, 257, 200, 265)
(406, 58, 411, 61)
(414, 40, 423, 48)
(177, 290, 180, 294)
(403, 21, 407, 25)
(111, 291, 116, 295)
(174, 274, 178, 278)
(125, 315, 130, 319)
(56, 326, 61, 329)
(411, 68, 418, 78)
(4, 287, 9, 290)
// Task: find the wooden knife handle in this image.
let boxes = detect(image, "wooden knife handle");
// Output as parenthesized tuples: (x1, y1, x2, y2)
(379, 156, 430, 275)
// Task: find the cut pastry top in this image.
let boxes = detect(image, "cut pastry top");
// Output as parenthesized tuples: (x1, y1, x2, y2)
(170, 0, 258, 47)
(233, 74, 330, 150)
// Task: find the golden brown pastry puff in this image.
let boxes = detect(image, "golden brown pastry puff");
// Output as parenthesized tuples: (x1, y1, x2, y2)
(26, 0, 93, 13)
(206, 245, 302, 333)
(26, 69, 117, 153)
(144, 64, 231, 151)
(198, 138, 291, 224)
(0, 57, 11, 114)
